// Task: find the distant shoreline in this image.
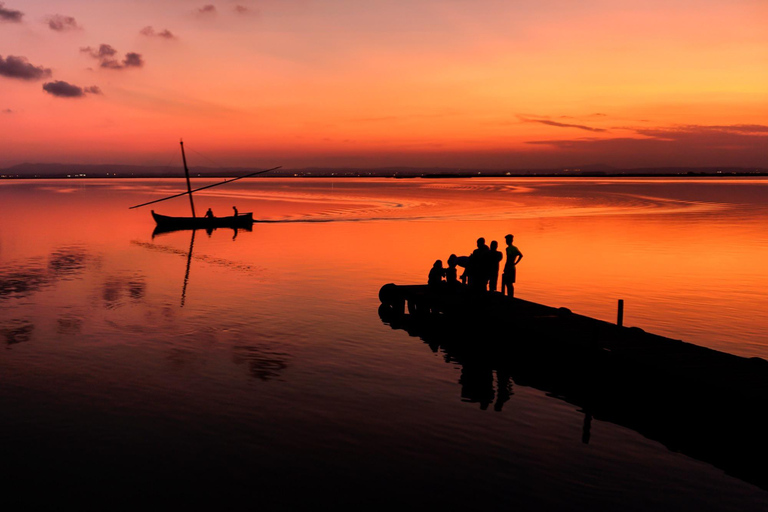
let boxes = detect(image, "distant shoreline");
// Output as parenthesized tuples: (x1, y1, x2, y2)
(2, 165, 767, 180)
(1, 172, 766, 180)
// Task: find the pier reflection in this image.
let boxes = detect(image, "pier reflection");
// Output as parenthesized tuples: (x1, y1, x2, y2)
(379, 303, 768, 491)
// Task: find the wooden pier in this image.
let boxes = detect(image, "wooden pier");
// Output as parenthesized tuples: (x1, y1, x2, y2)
(378, 283, 768, 490)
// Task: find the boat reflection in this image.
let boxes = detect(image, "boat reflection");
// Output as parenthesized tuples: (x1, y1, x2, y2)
(151, 223, 253, 239)
(147, 222, 253, 306)
(379, 303, 768, 491)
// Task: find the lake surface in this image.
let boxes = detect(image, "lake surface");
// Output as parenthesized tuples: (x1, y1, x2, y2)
(1, 177, 767, 509)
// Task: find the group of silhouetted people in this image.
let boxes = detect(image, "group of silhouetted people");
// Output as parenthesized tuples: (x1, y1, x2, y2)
(429, 235, 523, 296)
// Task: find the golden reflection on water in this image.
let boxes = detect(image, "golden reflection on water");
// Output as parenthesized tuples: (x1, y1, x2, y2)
(1, 177, 766, 359)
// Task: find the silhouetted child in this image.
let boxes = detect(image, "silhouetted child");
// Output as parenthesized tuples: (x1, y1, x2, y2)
(428, 260, 446, 290)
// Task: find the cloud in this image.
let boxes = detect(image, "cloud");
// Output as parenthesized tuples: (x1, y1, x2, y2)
(80, 44, 117, 59)
(122, 52, 143, 67)
(234, 5, 250, 14)
(525, 124, 768, 167)
(519, 115, 607, 133)
(0, 55, 52, 80)
(658, 124, 768, 135)
(42, 80, 102, 98)
(2, 108, 12, 113)
(100, 59, 122, 69)
(0, 2, 23, 22)
(81, 44, 143, 70)
(140, 26, 176, 39)
(47, 14, 80, 31)
(198, 4, 216, 15)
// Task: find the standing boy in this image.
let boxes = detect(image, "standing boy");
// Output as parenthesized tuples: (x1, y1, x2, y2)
(501, 234, 523, 297)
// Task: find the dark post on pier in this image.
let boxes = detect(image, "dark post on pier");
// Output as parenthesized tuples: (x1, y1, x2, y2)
(617, 299, 624, 327)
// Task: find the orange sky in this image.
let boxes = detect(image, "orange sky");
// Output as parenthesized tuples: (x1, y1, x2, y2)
(1, 0, 767, 169)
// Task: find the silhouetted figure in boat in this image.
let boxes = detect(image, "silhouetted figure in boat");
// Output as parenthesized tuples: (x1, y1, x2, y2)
(232, 206, 238, 216)
(501, 234, 523, 297)
(446, 254, 460, 287)
(489, 240, 503, 292)
(205, 208, 215, 219)
(428, 260, 446, 290)
(469, 237, 490, 291)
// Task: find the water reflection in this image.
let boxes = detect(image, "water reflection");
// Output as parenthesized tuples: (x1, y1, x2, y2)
(102, 275, 147, 309)
(232, 345, 290, 381)
(152, 223, 252, 239)
(57, 314, 83, 336)
(1, 319, 33, 345)
(379, 303, 768, 491)
(0, 246, 88, 300)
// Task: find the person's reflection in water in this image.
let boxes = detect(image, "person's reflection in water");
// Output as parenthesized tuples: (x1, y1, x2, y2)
(494, 369, 513, 411)
(460, 364, 495, 410)
(582, 410, 593, 444)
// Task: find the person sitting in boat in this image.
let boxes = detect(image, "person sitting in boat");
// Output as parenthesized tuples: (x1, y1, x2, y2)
(205, 208, 215, 219)
(428, 260, 446, 290)
(233, 206, 238, 216)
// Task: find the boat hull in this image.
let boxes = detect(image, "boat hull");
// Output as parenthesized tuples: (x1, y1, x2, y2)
(151, 211, 254, 230)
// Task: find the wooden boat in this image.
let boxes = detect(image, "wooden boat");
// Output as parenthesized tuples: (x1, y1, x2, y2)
(151, 210, 254, 230)
(129, 140, 279, 230)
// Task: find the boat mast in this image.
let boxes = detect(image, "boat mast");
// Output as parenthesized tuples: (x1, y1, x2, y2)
(180, 139, 196, 218)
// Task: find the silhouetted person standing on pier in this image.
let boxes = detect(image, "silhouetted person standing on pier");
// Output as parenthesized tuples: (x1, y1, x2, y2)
(233, 206, 238, 216)
(501, 234, 523, 297)
(469, 237, 490, 291)
(489, 240, 503, 292)
(205, 208, 215, 219)
(446, 254, 460, 286)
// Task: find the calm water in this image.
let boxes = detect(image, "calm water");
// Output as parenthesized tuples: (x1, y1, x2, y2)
(1, 177, 767, 508)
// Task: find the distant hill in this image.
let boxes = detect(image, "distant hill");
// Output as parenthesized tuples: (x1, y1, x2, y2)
(1, 162, 766, 178)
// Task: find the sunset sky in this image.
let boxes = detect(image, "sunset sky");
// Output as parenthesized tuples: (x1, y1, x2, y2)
(1, 0, 767, 169)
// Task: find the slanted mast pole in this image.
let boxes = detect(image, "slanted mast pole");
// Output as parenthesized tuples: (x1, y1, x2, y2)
(180, 139, 196, 218)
